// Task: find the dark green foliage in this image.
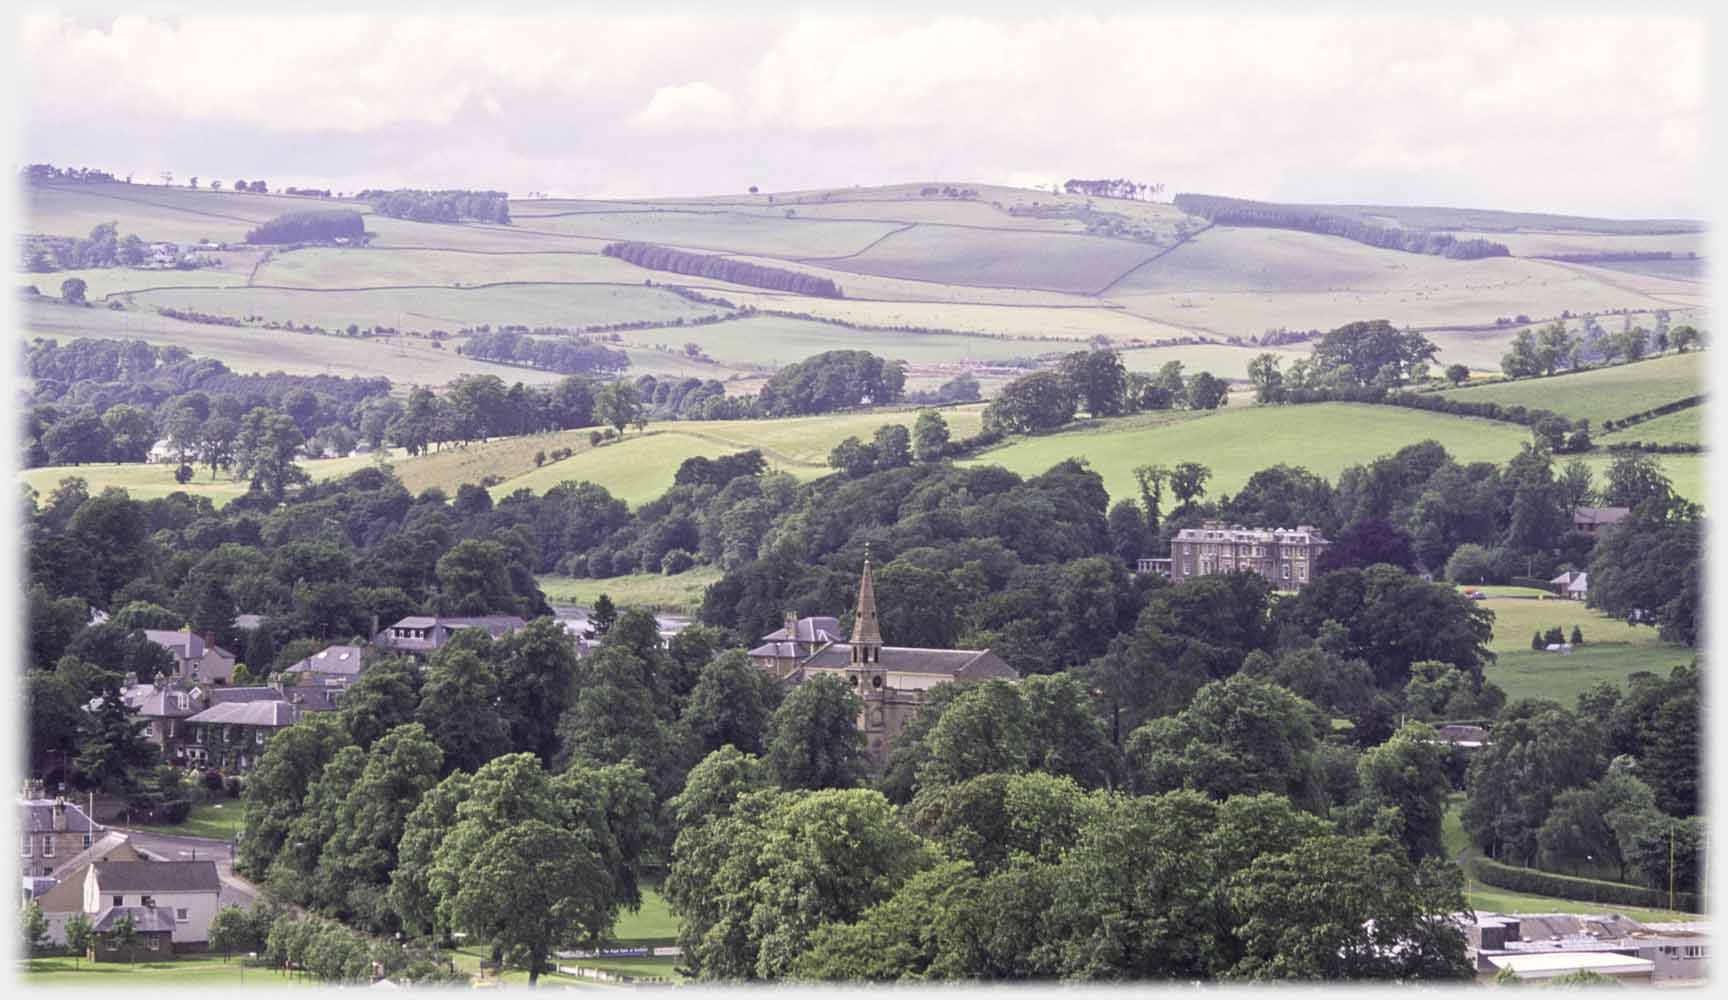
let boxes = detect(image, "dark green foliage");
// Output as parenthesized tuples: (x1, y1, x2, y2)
(1587, 495, 1700, 645)
(361, 188, 510, 223)
(765, 674, 866, 791)
(1174, 193, 1509, 259)
(458, 331, 629, 375)
(983, 370, 1077, 433)
(603, 241, 842, 297)
(1473, 856, 1700, 913)
(244, 210, 365, 244)
(756, 349, 903, 415)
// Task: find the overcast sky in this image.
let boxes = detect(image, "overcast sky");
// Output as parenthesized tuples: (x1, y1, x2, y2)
(11, 7, 1712, 218)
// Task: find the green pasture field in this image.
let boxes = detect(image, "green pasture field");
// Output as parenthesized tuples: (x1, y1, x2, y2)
(618, 345, 753, 382)
(490, 433, 752, 506)
(676, 405, 987, 467)
(620, 314, 1056, 367)
(21, 451, 394, 507)
(820, 223, 1160, 294)
(1437, 352, 1702, 423)
(965, 403, 1533, 504)
(537, 569, 722, 615)
(1588, 257, 1708, 283)
(1105, 258, 1678, 344)
(1470, 590, 1689, 705)
(1448, 230, 1706, 259)
(122, 282, 723, 335)
(683, 251, 1103, 306)
(19, 953, 302, 986)
(1119, 341, 1312, 380)
(23, 298, 561, 387)
(1111, 225, 1491, 295)
(251, 245, 651, 288)
(1595, 407, 1703, 446)
(20, 261, 256, 301)
(509, 208, 902, 258)
(24, 182, 320, 242)
(360, 214, 610, 253)
(1487, 644, 1695, 709)
(714, 289, 1181, 341)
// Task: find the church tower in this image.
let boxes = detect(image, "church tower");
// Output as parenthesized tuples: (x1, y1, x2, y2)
(850, 551, 884, 665)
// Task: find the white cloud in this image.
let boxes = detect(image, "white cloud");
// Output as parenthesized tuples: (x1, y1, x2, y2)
(631, 82, 739, 130)
(11, 8, 1708, 217)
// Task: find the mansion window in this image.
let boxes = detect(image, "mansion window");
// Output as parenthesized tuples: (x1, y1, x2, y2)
(1282, 564, 1290, 580)
(41, 836, 54, 857)
(176, 908, 189, 922)
(22, 835, 30, 857)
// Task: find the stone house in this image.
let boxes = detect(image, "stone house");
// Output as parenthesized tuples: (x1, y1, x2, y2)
(1573, 506, 1631, 534)
(19, 793, 102, 878)
(84, 861, 222, 957)
(1163, 521, 1330, 591)
(283, 644, 368, 686)
(142, 629, 238, 685)
(749, 558, 1019, 765)
(182, 683, 342, 772)
(28, 833, 157, 946)
(370, 615, 527, 659)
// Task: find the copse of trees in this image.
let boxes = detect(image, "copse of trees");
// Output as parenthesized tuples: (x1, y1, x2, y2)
(756, 350, 904, 416)
(1063, 178, 1163, 200)
(602, 241, 843, 298)
(1173, 193, 1511, 259)
(457, 329, 630, 376)
(245, 210, 366, 245)
(358, 188, 510, 224)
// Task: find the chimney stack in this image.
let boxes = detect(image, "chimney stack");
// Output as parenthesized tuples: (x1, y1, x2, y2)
(784, 611, 799, 649)
(52, 798, 67, 832)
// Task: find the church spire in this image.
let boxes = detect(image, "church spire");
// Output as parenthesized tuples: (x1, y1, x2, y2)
(850, 547, 883, 662)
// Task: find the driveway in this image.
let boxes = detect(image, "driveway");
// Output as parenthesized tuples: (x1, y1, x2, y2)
(117, 827, 259, 910)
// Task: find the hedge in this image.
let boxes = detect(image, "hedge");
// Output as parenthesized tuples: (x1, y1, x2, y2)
(1509, 576, 1557, 591)
(1473, 856, 1701, 913)
(1601, 395, 1703, 434)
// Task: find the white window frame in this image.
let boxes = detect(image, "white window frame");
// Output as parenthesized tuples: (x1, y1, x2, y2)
(176, 908, 188, 922)
(23, 834, 31, 858)
(41, 836, 54, 858)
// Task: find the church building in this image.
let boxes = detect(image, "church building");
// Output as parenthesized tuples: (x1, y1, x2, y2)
(748, 556, 1019, 765)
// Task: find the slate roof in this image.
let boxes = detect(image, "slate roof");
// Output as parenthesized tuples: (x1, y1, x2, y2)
(20, 799, 99, 834)
(760, 617, 841, 643)
(92, 860, 221, 894)
(185, 701, 298, 727)
(23, 876, 57, 899)
(209, 685, 284, 704)
(135, 685, 203, 719)
(373, 615, 527, 652)
(798, 644, 1019, 680)
(93, 905, 178, 934)
(51, 832, 158, 881)
(143, 630, 206, 659)
(1574, 506, 1632, 529)
(286, 644, 366, 678)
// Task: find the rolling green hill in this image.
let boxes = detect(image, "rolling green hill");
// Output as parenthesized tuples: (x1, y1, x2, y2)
(1436, 352, 1704, 425)
(22, 180, 1704, 389)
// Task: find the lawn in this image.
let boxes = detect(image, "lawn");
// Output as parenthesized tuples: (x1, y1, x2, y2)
(965, 403, 1534, 504)
(1486, 645, 1695, 709)
(1471, 590, 1691, 706)
(492, 433, 755, 507)
(612, 887, 679, 943)
(1436, 352, 1703, 424)
(124, 800, 248, 841)
(20, 953, 295, 986)
(537, 569, 722, 615)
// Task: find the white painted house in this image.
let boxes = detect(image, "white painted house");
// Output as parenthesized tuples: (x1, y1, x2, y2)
(83, 861, 222, 947)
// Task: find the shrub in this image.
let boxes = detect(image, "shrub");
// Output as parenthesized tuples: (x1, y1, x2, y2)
(661, 548, 696, 575)
(1474, 856, 1700, 913)
(534, 450, 547, 467)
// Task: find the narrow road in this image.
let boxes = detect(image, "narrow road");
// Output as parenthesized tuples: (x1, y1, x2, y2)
(117, 827, 259, 911)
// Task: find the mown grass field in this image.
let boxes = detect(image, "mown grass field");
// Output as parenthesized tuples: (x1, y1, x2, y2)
(965, 403, 1534, 504)
(538, 569, 722, 614)
(512, 208, 902, 258)
(1436, 352, 1703, 423)
(1471, 590, 1690, 706)
(19, 953, 302, 987)
(497, 433, 759, 506)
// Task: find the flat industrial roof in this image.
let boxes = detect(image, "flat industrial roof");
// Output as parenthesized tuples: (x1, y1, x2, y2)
(1487, 952, 1655, 979)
